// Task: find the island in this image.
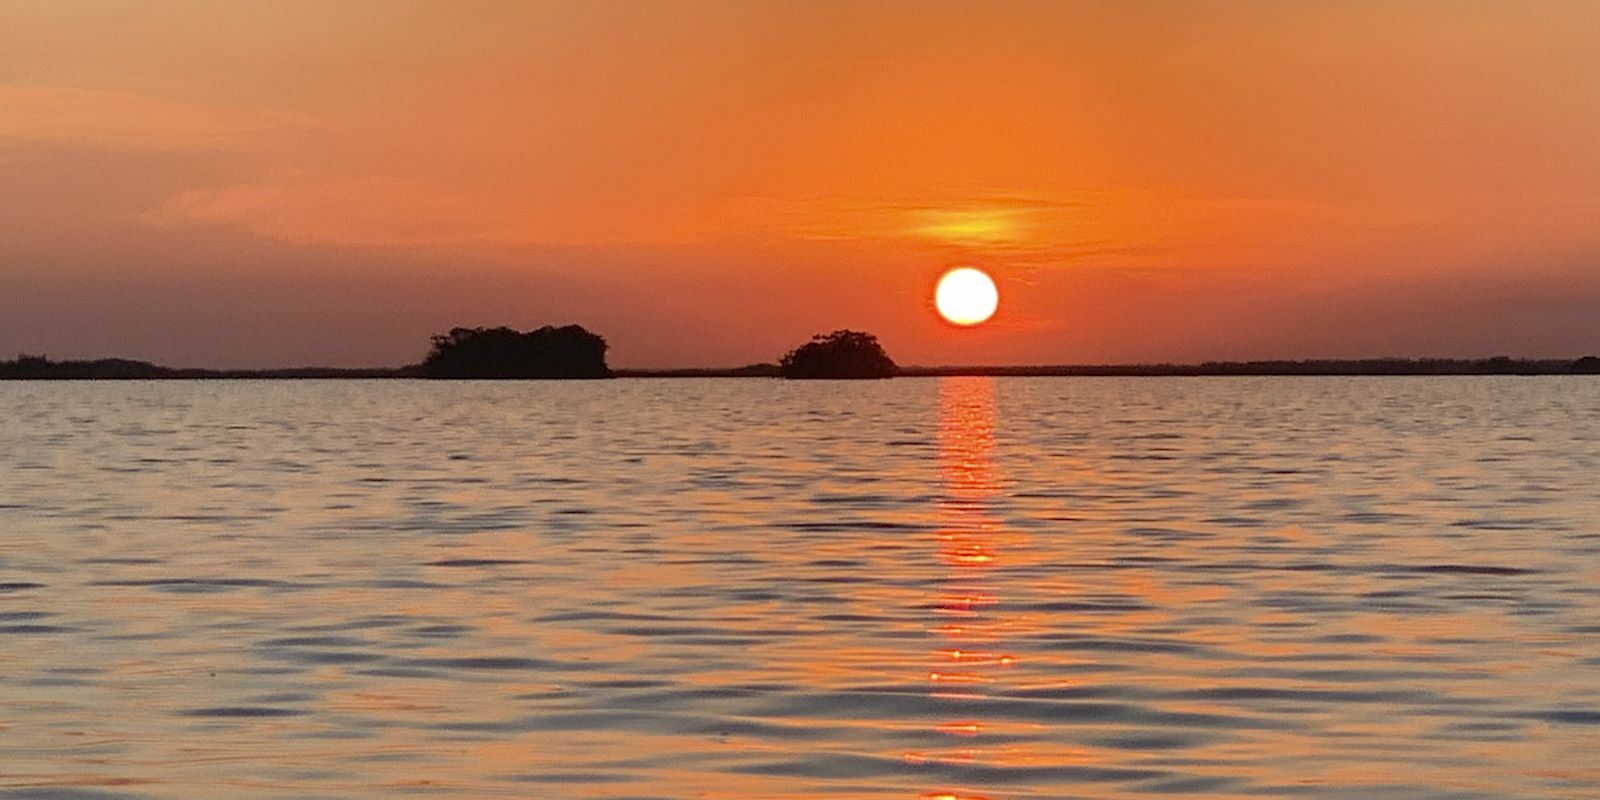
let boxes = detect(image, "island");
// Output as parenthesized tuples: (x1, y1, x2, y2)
(779, 330, 899, 379)
(421, 325, 611, 379)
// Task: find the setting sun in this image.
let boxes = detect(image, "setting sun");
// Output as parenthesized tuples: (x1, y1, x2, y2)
(935, 268, 999, 327)
(3, 5, 1598, 800)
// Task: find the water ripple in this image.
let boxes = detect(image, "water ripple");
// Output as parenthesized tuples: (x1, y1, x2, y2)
(0, 377, 1596, 798)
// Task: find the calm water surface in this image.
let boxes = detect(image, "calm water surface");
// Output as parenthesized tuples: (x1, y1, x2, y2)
(2, 377, 1598, 799)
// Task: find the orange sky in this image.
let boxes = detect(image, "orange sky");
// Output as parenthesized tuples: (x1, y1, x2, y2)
(3, 1, 1599, 367)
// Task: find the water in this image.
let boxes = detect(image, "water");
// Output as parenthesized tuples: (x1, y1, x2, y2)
(2, 377, 1598, 799)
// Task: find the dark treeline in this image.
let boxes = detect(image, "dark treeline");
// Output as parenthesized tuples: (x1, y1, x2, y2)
(0, 355, 413, 380)
(5, 352, 1599, 380)
(421, 325, 609, 378)
(902, 356, 1600, 377)
(615, 364, 781, 378)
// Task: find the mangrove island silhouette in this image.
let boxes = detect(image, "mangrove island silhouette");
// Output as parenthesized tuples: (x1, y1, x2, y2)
(780, 330, 898, 379)
(422, 325, 611, 379)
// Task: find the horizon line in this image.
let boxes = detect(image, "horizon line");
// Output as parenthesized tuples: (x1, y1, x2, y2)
(4, 352, 1598, 379)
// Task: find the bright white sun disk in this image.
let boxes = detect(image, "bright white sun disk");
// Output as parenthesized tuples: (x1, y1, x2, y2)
(935, 268, 999, 326)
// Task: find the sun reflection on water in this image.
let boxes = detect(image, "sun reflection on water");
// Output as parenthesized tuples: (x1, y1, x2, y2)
(917, 377, 1021, 798)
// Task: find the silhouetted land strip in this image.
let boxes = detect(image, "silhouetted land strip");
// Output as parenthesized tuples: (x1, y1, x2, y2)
(614, 364, 782, 378)
(6, 355, 1599, 379)
(904, 356, 1600, 377)
(0, 356, 415, 380)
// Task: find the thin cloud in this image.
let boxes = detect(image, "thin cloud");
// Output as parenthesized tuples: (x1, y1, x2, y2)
(0, 84, 317, 149)
(145, 171, 524, 247)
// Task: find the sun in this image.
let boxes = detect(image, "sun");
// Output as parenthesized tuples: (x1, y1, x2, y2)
(934, 267, 999, 326)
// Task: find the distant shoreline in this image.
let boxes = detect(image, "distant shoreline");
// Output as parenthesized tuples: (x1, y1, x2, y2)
(3, 355, 1598, 379)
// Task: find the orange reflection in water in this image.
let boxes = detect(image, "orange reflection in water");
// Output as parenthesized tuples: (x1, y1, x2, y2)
(915, 377, 1019, 797)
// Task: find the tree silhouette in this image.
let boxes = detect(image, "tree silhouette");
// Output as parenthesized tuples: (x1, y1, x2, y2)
(779, 330, 897, 379)
(421, 325, 610, 378)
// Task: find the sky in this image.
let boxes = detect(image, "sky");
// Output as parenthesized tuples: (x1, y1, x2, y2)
(3, 1, 1599, 368)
